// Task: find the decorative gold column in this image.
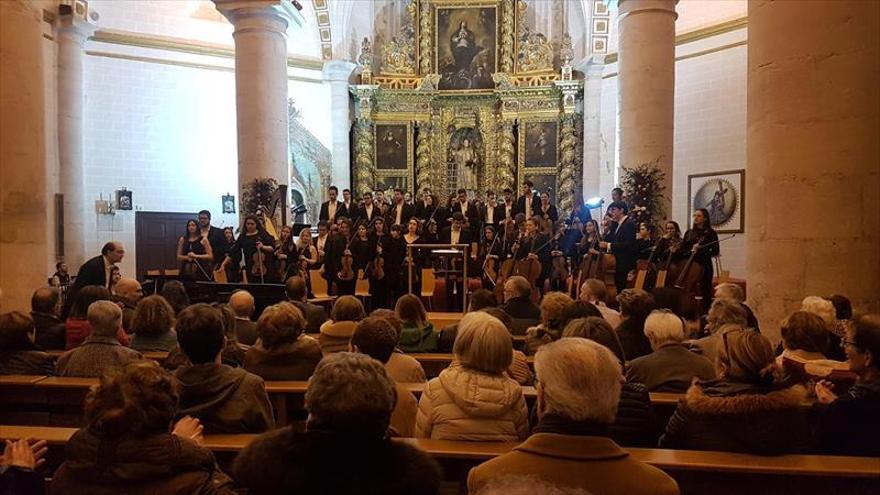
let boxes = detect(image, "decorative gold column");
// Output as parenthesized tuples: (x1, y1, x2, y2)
(350, 85, 378, 196)
(746, 0, 880, 335)
(495, 121, 517, 193)
(415, 121, 433, 194)
(558, 114, 579, 217)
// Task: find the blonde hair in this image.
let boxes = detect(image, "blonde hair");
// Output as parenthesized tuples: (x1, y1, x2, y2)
(714, 283, 745, 303)
(453, 312, 513, 374)
(534, 338, 621, 423)
(801, 296, 836, 325)
(644, 310, 686, 348)
(331, 295, 365, 322)
(716, 325, 775, 383)
(540, 292, 572, 328)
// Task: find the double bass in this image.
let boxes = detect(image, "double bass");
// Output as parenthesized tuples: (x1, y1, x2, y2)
(575, 221, 617, 304)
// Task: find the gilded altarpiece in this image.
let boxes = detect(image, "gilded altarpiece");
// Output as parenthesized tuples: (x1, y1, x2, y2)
(350, 0, 584, 216)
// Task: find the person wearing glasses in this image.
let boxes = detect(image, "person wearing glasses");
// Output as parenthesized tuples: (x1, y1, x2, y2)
(660, 328, 811, 455)
(814, 314, 880, 457)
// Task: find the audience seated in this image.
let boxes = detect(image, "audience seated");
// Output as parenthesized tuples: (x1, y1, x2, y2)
(159, 280, 190, 316)
(229, 290, 258, 346)
(215, 304, 248, 367)
(395, 294, 437, 352)
(112, 277, 143, 333)
(579, 278, 621, 328)
(438, 288, 496, 352)
(557, 300, 602, 335)
(56, 301, 141, 377)
(801, 296, 844, 361)
(626, 310, 715, 393)
(714, 283, 759, 332)
(129, 295, 178, 352)
(0, 311, 54, 375)
(482, 307, 533, 385)
(416, 312, 529, 441)
(561, 318, 656, 447)
(826, 294, 853, 361)
(476, 475, 593, 495)
(614, 289, 656, 361)
(467, 338, 679, 495)
(350, 316, 419, 437)
(661, 327, 811, 454)
(319, 295, 365, 354)
(777, 311, 851, 388)
(499, 276, 540, 334)
(30, 287, 65, 350)
(244, 302, 322, 381)
(686, 298, 748, 363)
(174, 304, 274, 434)
(0, 438, 47, 495)
(233, 352, 442, 495)
(814, 313, 880, 456)
(284, 276, 328, 333)
(50, 361, 234, 494)
(63, 286, 129, 349)
(524, 292, 572, 355)
(370, 309, 427, 383)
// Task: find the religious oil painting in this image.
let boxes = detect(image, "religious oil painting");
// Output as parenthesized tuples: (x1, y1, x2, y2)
(375, 123, 410, 170)
(435, 5, 498, 91)
(688, 169, 745, 233)
(523, 121, 558, 168)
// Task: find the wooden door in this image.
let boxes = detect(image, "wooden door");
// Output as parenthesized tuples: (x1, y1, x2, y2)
(135, 212, 197, 280)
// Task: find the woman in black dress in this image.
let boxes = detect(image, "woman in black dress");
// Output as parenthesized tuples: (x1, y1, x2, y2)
(176, 219, 213, 281)
(220, 215, 276, 283)
(402, 218, 423, 295)
(680, 208, 720, 311)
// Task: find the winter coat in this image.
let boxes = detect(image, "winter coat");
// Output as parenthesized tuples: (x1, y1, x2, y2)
(32, 311, 65, 350)
(815, 379, 880, 457)
(318, 320, 358, 354)
(625, 344, 716, 393)
(130, 330, 178, 352)
(660, 379, 811, 454)
(233, 428, 442, 495)
(64, 318, 129, 350)
(616, 317, 652, 362)
(0, 340, 55, 376)
(55, 335, 142, 378)
(416, 363, 529, 441)
(49, 429, 234, 494)
(243, 335, 322, 381)
(174, 363, 274, 434)
(386, 351, 427, 383)
(398, 322, 438, 353)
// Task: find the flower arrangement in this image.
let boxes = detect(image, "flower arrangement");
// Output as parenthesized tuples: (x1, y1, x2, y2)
(619, 159, 666, 227)
(240, 177, 279, 218)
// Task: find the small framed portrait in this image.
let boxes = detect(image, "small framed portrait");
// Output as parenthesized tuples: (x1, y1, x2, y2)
(521, 121, 558, 169)
(222, 194, 236, 214)
(593, 2, 608, 16)
(115, 189, 132, 211)
(688, 169, 745, 233)
(591, 36, 608, 54)
(592, 18, 609, 34)
(375, 123, 412, 170)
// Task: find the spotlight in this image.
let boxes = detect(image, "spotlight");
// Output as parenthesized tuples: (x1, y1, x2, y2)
(585, 197, 605, 209)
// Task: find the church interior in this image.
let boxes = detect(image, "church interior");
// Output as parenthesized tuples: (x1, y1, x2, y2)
(0, 0, 878, 493)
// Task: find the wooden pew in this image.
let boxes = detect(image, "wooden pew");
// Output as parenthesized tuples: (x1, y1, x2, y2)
(44, 350, 169, 362)
(3, 425, 877, 495)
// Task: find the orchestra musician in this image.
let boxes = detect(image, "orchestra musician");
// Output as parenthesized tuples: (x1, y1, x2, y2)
(319, 186, 343, 224)
(636, 222, 656, 260)
(480, 190, 505, 233)
(513, 216, 552, 295)
(402, 217, 424, 297)
(340, 188, 358, 220)
(385, 224, 407, 303)
(324, 217, 355, 295)
(387, 188, 415, 227)
(515, 180, 540, 219)
(360, 191, 379, 223)
(197, 210, 227, 269)
(220, 215, 277, 283)
(680, 208, 720, 309)
(501, 188, 515, 221)
(275, 225, 296, 279)
(538, 191, 558, 222)
(598, 201, 638, 293)
(176, 219, 213, 281)
(348, 222, 372, 276)
(451, 189, 479, 237)
(654, 220, 682, 262)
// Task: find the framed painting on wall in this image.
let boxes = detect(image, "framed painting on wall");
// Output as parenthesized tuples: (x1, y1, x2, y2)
(687, 169, 745, 233)
(374, 123, 412, 171)
(521, 120, 558, 169)
(434, 2, 499, 91)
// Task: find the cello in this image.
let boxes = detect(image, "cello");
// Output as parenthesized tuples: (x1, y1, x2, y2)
(669, 234, 734, 317)
(514, 222, 554, 298)
(629, 241, 660, 290)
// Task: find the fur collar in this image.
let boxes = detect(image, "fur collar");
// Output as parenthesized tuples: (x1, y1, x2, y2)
(684, 381, 808, 415)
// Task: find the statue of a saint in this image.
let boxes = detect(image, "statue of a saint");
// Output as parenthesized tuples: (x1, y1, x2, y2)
(454, 137, 479, 191)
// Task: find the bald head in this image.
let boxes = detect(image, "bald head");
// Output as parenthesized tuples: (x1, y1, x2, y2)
(229, 290, 255, 318)
(31, 287, 60, 314)
(114, 278, 143, 306)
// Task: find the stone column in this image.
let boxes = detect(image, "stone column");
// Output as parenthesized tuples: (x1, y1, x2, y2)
(57, 10, 96, 271)
(746, 0, 880, 334)
(323, 60, 357, 189)
(214, 0, 296, 195)
(616, 0, 677, 217)
(0, 1, 49, 309)
(579, 57, 603, 200)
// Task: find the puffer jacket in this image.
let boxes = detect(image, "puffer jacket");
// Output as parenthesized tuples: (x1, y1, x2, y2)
(318, 320, 358, 355)
(415, 363, 529, 441)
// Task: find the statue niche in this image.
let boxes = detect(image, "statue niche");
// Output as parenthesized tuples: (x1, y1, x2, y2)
(448, 127, 483, 192)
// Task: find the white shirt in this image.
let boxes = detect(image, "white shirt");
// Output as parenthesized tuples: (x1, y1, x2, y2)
(525, 194, 532, 217)
(505, 203, 513, 219)
(451, 228, 461, 245)
(364, 203, 373, 218)
(317, 234, 328, 253)
(103, 256, 115, 288)
(486, 205, 494, 224)
(395, 203, 404, 225)
(328, 201, 337, 222)
(459, 201, 469, 215)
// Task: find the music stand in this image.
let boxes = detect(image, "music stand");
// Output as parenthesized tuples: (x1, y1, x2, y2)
(406, 243, 469, 311)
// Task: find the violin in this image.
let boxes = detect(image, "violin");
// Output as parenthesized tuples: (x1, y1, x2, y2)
(338, 250, 355, 281)
(514, 231, 555, 297)
(251, 240, 269, 283)
(549, 228, 570, 294)
(629, 239, 660, 290)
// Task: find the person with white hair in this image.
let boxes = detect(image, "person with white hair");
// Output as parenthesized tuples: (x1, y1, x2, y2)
(468, 338, 679, 495)
(416, 312, 529, 441)
(626, 310, 715, 392)
(714, 282, 759, 331)
(56, 301, 142, 377)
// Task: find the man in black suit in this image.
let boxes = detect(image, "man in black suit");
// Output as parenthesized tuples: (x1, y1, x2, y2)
(414, 188, 433, 220)
(285, 275, 328, 333)
(339, 188, 358, 220)
(323, 217, 354, 295)
(386, 188, 415, 227)
(515, 180, 540, 219)
(198, 210, 227, 268)
(479, 191, 505, 236)
(319, 186, 343, 224)
(64, 241, 125, 317)
(440, 212, 472, 247)
(599, 201, 638, 293)
(449, 189, 478, 236)
(501, 188, 516, 221)
(360, 191, 379, 224)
